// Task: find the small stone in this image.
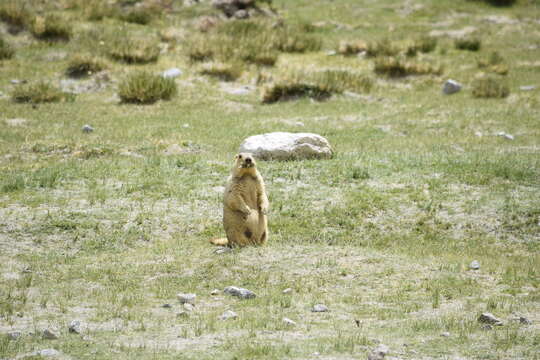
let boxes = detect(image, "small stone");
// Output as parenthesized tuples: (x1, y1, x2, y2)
(162, 303, 172, 308)
(37, 348, 60, 357)
(282, 288, 293, 294)
(234, 9, 249, 19)
(224, 286, 256, 299)
(519, 316, 532, 325)
(311, 304, 329, 313)
(478, 312, 503, 326)
(68, 320, 81, 334)
(368, 344, 389, 360)
(326, 50, 337, 56)
(183, 303, 195, 312)
(82, 124, 94, 133)
(282, 317, 296, 326)
(10, 79, 27, 85)
(162, 68, 182, 78)
(177, 293, 196, 305)
(220, 310, 238, 320)
(42, 329, 59, 340)
(520, 85, 536, 91)
(215, 247, 232, 254)
(496, 131, 514, 140)
(211, 289, 220, 295)
(469, 260, 480, 270)
(441, 331, 450, 337)
(443, 79, 462, 95)
(8, 331, 21, 340)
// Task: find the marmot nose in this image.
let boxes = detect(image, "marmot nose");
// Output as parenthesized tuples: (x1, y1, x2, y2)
(245, 158, 252, 163)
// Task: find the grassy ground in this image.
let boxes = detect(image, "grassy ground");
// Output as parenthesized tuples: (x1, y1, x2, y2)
(1, 0, 539, 359)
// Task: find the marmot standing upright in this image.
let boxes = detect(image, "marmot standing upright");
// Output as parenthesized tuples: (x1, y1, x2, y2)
(210, 153, 269, 247)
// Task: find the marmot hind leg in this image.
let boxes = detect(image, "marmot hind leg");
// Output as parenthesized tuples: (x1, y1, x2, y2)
(209, 237, 228, 246)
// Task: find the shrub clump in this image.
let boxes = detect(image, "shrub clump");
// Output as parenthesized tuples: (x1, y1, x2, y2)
(118, 71, 177, 104)
(374, 57, 442, 77)
(106, 36, 160, 64)
(477, 51, 508, 75)
(472, 77, 509, 98)
(405, 36, 437, 57)
(118, 8, 153, 25)
(262, 82, 333, 104)
(12, 81, 72, 104)
(337, 40, 368, 56)
(455, 37, 481, 51)
(199, 62, 243, 81)
(29, 14, 72, 41)
(65, 55, 107, 78)
(0, 37, 15, 60)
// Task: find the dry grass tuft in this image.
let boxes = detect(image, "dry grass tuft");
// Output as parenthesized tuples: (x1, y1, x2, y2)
(0, 36, 15, 60)
(65, 55, 107, 78)
(374, 57, 442, 77)
(478, 51, 509, 75)
(0, 0, 30, 33)
(199, 62, 243, 81)
(106, 34, 160, 64)
(472, 76, 509, 98)
(455, 37, 481, 51)
(29, 14, 72, 42)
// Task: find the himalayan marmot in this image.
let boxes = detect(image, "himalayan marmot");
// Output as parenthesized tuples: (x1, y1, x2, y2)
(210, 153, 269, 247)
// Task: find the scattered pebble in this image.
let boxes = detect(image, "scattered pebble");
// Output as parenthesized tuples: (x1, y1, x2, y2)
(162, 303, 172, 308)
(82, 124, 94, 133)
(215, 247, 231, 254)
(519, 316, 532, 325)
(311, 304, 329, 313)
(68, 320, 81, 334)
(496, 131, 514, 140)
(183, 303, 195, 312)
(441, 331, 450, 337)
(282, 317, 296, 326)
(469, 260, 480, 270)
(162, 68, 182, 78)
(224, 286, 256, 299)
(478, 312, 503, 326)
(8, 331, 21, 340)
(35, 349, 60, 357)
(368, 344, 389, 360)
(177, 293, 196, 305)
(42, 329, 59, 340)
(443, 79, 462, 95)
(211, 289, 220, 296)
(282, 288, 293, 294)
(219, 310, 238, 320)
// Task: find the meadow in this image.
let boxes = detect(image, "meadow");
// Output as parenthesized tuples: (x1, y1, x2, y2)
(0, 0, 539, 359)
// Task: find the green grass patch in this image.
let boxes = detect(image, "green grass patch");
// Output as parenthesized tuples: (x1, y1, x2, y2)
(0, 36, 14, 60)
(28, 14, 72, 42)
(118, 71, 177, 104)
(472, 76, 510, 98)
(0, 0, 30, 33)
(374, 57, 442, 77)
(11, 81, 72, 103)
(105, 33, 160, 64)
(455, 37, 481, 51)
(199, 62, 243, 81)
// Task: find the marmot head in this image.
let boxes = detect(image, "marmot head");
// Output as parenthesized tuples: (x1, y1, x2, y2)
(233, 153, 257, 176)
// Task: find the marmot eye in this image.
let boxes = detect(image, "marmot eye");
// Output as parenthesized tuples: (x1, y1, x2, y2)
(238, 155, 242, 159)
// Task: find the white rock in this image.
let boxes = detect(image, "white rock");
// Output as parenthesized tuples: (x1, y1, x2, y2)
(68, 320, 81, 334)
(36, 348, 60, 357)
(183, 303, 195, 312)
(239, 132, 333, 161)
(478, 312, 503, 326)
(42, 329, 59, 340)
(282, 288, 293, 294)
(282, 317, 296, 326)
(368, 344, 389, 360)
(224, 286, 256, 299)
(443, 79, 462, 95)
(219, 310, 238, 320)
(177, 293, 197, 305)
(162, 68, 182, 78)
(496, 131, 514, 140)
(311, 304, 329, 312)
(211, 289, 220, 295)
(469, 260, 480, 270)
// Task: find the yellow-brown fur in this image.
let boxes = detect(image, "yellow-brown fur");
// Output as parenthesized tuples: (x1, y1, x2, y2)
(210, 153, 269, 247)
